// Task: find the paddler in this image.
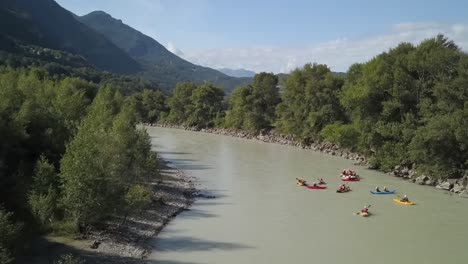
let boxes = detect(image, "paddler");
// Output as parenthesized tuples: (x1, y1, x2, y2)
(401, 195, 409, 202)
(361, 205, 369, 214)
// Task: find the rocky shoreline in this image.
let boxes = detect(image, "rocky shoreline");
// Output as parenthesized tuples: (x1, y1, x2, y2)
(78, 159, 198, 263)
(154, 123, 468, 198)
(20, 158, 199, 264)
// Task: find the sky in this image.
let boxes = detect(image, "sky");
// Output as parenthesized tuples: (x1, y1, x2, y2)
(56, 0, 468, 73)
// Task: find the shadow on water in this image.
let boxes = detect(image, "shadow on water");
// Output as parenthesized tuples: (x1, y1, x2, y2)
(170, 164, 212, 171)
(193, 201, 233, 206)
(158, 151, 191, 155)
(150, 261, 204, 264)
(162, 157, 212, 171)
(181, 208, 218, 219)
(154, 236, 253, 252)
(165, 158, 198, 163)
(17, 237, 142, 264)
(18, 235, 250, 264)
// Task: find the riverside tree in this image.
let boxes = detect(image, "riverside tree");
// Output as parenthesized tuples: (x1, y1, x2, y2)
(166, 82, 197, 124)
(165, 82, 224, 127)
(225, 72, 280, 131)
(132, 89, 168, 123)
(326, 35, 468, 175)
(60, 86, 159, 228)
(275, 63, 346, 139)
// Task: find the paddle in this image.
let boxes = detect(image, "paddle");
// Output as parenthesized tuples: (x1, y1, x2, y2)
(355, 205, 371, 215)
(295, 178, 307, 187)
(317, 179, 326, 184)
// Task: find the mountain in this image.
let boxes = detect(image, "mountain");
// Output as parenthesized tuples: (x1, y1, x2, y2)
(0, 0, 141, 74)
(218, 68, 256, 78)
(78, 11, 251, 92)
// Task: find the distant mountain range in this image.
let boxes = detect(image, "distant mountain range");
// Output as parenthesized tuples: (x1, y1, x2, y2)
(0, 0, 251, 92)
(0, 0, 141, 73)
(217, 68, 256, 78)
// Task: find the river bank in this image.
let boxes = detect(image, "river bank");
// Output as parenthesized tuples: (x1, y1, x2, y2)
(153, 123, 468, 197)
(19, 159, 198, 264)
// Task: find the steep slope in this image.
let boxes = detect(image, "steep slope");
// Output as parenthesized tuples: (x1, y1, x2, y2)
(79, 11, 251, 92)
(0, 0, 140, 73)
(218, 68, 256, 78)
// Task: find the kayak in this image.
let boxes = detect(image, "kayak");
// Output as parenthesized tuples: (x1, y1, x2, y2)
(393, 198, 415, 205)
(306, 185, 327, 189)
(297, 182, 307, 186)
(359, 212, 370, 217)
(370, 190, 395, 194)
(341, 177, 360, 182)
(336, 189, 351, 193)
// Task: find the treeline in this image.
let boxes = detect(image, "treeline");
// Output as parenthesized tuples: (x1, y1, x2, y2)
(0, 40, 163, 95)
(0, 67, 157, 263)
(135, 35, 468, 180)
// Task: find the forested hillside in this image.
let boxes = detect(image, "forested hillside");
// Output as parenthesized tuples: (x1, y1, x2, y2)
(0, 67, 157, 262)
(137, 35, 468, 180)
(78, 11, 251, 92)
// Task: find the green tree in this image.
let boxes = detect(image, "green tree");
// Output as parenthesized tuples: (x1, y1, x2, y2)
(166, 82, 197, 124)
(338, 35, 466, 173)
(0, 208, 22, 264)
(124, 184, 152, 218)
(225, 73, 280, 131)
(29, 156, 60, 228)
(186, 83, 225, 128)
(224, 86, 251, 129)
(60, 87, 123, 226)
(276, 63, 346, 139)
(133, 89, 168, 123)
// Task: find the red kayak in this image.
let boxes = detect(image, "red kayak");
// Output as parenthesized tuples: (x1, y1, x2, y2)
(306, 185, 327, 189)
(341, 177, 360, 182)
(336, 188, 351, 193)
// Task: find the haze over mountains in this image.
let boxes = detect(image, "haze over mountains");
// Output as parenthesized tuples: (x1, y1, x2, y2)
(0, 0, 251, 92)
(217, 68, 256, 78)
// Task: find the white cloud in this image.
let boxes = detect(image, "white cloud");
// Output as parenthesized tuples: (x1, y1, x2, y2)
(174, 22, 468, 73)
(166, 42, 184, 57)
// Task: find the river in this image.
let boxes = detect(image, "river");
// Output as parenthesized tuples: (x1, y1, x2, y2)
(146, 127, 468, 264)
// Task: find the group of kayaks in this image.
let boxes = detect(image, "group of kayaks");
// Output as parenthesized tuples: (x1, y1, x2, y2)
(296, 169, 416, 217)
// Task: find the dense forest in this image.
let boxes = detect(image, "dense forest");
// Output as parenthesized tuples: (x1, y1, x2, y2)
(1, 34, 467, 263)
(137, 35, 468, 180)
(0, 0, 251, 92)
(0, 67, 157, 263)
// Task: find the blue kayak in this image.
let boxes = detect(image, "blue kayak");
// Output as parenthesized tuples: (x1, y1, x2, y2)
(370, 190, 395, 194)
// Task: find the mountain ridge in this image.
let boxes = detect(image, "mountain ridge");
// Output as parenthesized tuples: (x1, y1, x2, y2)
(218, 68, 256, 78)
(0, 0, 141, 73)
(78, 10, 251, 92)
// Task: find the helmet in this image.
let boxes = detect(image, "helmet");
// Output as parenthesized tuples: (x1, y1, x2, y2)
(404, 195, 407, 197)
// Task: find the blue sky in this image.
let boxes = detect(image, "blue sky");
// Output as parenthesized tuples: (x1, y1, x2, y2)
(57, 0, 468, 73)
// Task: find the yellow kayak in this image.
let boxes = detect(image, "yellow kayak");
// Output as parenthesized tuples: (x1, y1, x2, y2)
(296, 180, 307, 186)
(393, 198, 415, 205)
(359, 212, 369, 217)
